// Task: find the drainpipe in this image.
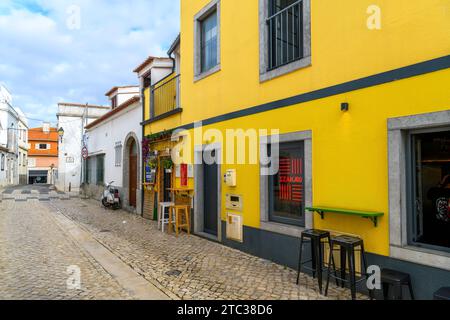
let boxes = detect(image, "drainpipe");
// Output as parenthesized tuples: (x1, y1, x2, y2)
(140, 76, 145, 217)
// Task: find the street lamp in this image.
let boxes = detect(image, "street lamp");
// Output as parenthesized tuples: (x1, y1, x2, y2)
(58, 127, 64, 142)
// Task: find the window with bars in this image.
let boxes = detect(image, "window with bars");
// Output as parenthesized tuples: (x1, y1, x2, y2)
(115, 142, 122, 167)
(267, 0, 303, 70)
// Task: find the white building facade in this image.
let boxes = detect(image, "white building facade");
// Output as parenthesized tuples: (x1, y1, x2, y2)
(84, 87, 142, 214)
(0, 84, 28, 187)
(56, 103, 110, 193)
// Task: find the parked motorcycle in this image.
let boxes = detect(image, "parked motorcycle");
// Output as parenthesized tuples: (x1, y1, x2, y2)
(101, 181, 121, 210)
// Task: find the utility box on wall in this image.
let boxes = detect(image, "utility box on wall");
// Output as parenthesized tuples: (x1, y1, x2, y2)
(226, 212, 243, 242)
(224, 169, 237, 187)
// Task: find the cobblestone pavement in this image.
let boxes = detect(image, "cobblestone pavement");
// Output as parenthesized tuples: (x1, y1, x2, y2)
(0, 189, 131, 300)
(45, 198, 368, 300)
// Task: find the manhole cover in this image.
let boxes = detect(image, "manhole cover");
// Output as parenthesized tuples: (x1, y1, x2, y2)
(166, 269, 182, 277)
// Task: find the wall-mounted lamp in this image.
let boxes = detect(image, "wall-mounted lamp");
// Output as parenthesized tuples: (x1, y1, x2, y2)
(57, 127, 65, 142)
(341, 103, 349, 112)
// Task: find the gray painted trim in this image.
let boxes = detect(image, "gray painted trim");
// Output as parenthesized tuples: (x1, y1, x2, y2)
(194, 0, 221, 82)
(194, 143, 222, 242)
(259, 130, 313, 237)
(388, 110, 450, 271)
(259, 0, 311, 82)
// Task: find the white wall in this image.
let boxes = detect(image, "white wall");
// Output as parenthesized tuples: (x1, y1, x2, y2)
(86, 101, 142, 188)
(56, 104, 110, 192)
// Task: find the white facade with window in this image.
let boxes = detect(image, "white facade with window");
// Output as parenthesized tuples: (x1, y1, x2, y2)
(0, 84, 28, 187)
(84, 92, 142, 214)
(56, 103, 111, 192)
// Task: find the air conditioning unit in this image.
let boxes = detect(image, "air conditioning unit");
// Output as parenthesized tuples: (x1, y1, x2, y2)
(226, 212, 243, 243)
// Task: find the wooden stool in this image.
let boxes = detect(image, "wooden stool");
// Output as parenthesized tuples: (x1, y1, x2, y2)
(168, 205, 191, 237)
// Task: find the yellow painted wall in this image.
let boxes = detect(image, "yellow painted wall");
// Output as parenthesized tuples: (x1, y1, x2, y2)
(173, 68, 450, 256)
(142, 0, 450, 256)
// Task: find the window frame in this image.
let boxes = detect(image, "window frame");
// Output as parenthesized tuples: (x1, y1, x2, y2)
(194, 0, 221, 82)
(115, 142, 123, 167)
(260, 130, 313, 237)
(405, 127, 450, 254)
(259, 0, 311, 82)
(268, 140, 306, 227)
(388, 110, 450, 271)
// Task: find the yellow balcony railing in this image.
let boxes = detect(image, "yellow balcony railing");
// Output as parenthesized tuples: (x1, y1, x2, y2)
(151, 73, 180, 118)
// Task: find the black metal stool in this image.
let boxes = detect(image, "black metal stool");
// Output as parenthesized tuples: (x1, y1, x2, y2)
(381, 268, 415, 300)
(296, 229, 335, 294)
(324, 235, 373, 300)
(434, 287, 450, 300)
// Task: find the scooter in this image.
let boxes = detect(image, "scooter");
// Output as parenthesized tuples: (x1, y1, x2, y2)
(101, 181, 121, 210)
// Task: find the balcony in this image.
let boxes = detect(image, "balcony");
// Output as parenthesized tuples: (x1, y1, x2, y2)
(150, 73, 181, 121)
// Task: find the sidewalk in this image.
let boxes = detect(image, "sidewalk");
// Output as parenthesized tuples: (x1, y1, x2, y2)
(46, 198, 368, 300)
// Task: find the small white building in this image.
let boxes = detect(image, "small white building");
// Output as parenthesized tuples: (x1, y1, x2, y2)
(56, 103, 111, 193)
(83, 86, 142, 213)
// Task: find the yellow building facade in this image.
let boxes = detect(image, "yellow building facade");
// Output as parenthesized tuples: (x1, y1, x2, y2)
(142, 0, 450, 298)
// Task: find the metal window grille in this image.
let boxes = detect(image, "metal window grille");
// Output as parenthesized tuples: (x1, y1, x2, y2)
(267, 0, 304, 70)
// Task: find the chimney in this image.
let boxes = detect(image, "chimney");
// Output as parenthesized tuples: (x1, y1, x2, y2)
(43, 122, 50, 133)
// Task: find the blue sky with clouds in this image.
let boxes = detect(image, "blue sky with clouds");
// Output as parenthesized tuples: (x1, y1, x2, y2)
(0, 0, 180, 127)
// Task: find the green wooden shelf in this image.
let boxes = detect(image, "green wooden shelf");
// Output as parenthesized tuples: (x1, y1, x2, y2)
(306, 206, 384, 227)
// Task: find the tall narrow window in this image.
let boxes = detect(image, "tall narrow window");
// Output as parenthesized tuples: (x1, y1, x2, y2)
(268, 0, 303, 70)
(1, 154, 4, 171)
(115, 142, 123, 167)
(269, 141, 305, 226)
(409, 129, 450, 252)
(201, 12, 218, 73)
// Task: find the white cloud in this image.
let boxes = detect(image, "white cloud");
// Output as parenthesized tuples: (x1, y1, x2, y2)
(0, 0, 180, 127)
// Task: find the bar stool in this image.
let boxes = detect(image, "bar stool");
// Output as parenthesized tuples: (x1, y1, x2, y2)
(168, 205, 191, 237)
(158, 202, 174, 233)
(381, 268, 415, 300)
(297, 229, 336, 294)
(324, 235, 373, 300)
(434, 287, 450, 300)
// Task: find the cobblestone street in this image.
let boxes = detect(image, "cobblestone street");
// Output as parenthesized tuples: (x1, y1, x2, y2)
(1, 185, 367, 300)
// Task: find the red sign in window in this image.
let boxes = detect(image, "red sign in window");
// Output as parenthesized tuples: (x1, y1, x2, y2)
(278, 157, 304, 203)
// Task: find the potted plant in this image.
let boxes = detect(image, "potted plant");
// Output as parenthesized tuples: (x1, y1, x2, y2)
(162, 158, 174, 173)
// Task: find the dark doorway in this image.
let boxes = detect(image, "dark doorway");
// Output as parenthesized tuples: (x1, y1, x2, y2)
(203, 150, 218, 236)
(129, 140, 137, 208)
(162, 160, 173, 202)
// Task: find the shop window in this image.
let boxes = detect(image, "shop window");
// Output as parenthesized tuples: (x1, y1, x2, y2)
(96, 155, 105, 186)
(408, 129, 450, 252)
(269, 141, 305, 227)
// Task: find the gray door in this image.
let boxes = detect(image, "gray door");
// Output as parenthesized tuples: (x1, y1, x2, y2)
(203, 153, 218, 236)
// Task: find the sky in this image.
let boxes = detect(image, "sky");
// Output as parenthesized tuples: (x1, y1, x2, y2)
(0, 0, 180, 127)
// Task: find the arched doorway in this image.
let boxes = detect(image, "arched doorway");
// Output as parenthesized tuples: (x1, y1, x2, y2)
(122, 132, 141, 214)
(128, 139, 138, 208)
